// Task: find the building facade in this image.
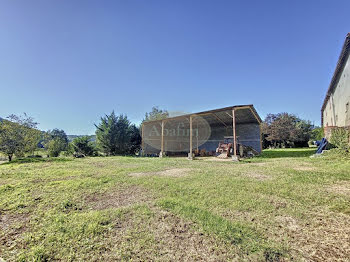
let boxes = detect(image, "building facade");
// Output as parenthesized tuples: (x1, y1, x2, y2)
(322, 33, 350, 138)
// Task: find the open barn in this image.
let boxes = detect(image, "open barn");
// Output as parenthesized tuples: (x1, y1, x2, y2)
(141, 105, 262, 159)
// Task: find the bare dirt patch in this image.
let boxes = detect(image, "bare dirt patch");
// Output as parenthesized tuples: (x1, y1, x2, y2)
(0, 212, 29, 257)
(275, 215, 299, 232)
(327, 181, 350, 196)
(85, 186, 152, 210)
(129, 168, 192, 178)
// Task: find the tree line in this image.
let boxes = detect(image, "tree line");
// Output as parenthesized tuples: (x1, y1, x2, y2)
(261, 112, 323, 148)
(0, 107, 168, 161)
(0, 108, 324, 161)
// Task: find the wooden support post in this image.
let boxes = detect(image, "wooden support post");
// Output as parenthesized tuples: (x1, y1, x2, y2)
(160, 120, 164, 157)
(232, 109, 239, 161)
(188, 116, 193, 160)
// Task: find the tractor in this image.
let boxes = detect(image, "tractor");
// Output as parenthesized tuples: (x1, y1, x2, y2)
(216, 136, 258, 158)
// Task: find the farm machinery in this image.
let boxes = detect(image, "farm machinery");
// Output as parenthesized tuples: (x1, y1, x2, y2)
(216, 136, 258, 158)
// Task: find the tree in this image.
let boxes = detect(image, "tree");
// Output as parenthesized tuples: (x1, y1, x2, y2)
(70, 136, 95, 157)
(0, 114, 41, 161)
(262, 113, 313, 148)
(95, 111, 140, 155)
(44, 129, 68, 157)
(128, 124, 142, 154)
(310, 127, 324, 141)
(144, 106, 169, 122)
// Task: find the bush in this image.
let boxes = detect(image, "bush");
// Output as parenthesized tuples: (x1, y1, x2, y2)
(329, 128, 350, 151)
(321, 148, 350, 160)
(47, 138, 67, 157)
(70, 136, 96, 157)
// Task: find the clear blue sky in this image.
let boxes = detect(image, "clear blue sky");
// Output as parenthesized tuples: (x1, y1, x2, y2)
(1, 0, 349, 134)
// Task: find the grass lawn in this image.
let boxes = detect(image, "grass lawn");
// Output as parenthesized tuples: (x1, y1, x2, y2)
(1, 148, 350, 261)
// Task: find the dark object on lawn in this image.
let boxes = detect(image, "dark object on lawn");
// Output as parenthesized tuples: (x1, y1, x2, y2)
(316, 138, 328, 154)
(73, 153, 85, 158)
(27, 155, 43, 158)
(216, 137, 259, 158)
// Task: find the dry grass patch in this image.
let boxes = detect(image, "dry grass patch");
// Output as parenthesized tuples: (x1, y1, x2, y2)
(249, 162, 267, 167)
(30, 176, 77, 184)
(104, 207, 239, 261)
(242, 171, 271, 181)
(287, 162, 316, 172)
(85, 186, 152, 210)
(151, 208, 239, 261)
(129, 168, 192, 178)
(220, 209, 255, 223)
(327, 181, 350, 196)
(268, 210, 350, 261)
(293, 166, 315, 171)
(275, 216, 299, 232)
(0, 212, 29, 258)
(198, 157, 233, 162)
(268, 197, 288, 210)
(0, 180, 9, 186)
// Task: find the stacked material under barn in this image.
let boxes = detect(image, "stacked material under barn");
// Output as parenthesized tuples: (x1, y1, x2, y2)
(141, 105, 262, 157)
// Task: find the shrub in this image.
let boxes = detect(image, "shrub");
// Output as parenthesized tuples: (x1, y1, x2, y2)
(329, 128, 350, 151)
(70, 136, 96, 157)
(321, 148, 350, 160)
(47, 138, 67, 157)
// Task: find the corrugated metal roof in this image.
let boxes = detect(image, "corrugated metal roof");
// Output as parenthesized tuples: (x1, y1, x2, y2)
(143, 104, 262, 125)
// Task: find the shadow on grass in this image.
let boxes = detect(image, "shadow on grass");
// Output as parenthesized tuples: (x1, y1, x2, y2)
(258, 148, 316, 158)
(1, 157, 73, 165)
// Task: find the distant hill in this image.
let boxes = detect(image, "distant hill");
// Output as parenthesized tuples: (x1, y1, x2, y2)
(67, 135, 96, 142)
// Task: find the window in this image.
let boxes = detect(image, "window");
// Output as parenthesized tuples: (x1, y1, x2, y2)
(346, 102, 349, 113)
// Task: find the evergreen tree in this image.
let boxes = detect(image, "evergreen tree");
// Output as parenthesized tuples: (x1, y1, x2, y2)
(71, 136, 96, 156)
(128, 124, 142, 154)
(95, 111, 139, 155)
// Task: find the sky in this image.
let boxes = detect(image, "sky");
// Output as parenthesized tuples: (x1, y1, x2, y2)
(1, 0, 349, 135)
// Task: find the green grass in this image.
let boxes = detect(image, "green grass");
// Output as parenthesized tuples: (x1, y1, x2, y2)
(1, 148, 349, 261)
